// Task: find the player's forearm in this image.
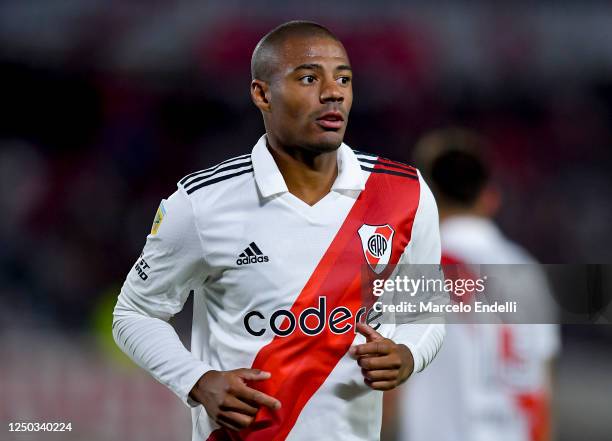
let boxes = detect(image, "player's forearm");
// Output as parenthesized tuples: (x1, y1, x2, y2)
(391, 323, 445, 373)
(112, 297, 211, 407)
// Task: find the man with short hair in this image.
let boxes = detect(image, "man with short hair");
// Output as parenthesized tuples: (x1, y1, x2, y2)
(113, 21, 444, 441)
(397, 128, 560, 441)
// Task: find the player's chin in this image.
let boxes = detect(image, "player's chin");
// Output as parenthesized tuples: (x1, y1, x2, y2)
(308, 130, 345, 153)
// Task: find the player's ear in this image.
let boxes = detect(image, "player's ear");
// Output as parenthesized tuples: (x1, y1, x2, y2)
(477, 185, 501, 217)
(251, 79, 271, 112)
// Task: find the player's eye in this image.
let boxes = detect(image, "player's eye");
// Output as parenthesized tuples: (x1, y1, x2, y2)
(299, 75, 316, 84)
(337, 76, 351, 86)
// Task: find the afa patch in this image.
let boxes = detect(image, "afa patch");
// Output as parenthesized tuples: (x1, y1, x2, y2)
(150, 201, 166, 235)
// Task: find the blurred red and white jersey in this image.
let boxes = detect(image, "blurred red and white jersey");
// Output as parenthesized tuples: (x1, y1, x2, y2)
(399, 215, 560, 441)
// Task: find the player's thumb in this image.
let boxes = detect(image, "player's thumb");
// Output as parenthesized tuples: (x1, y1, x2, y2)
(356, 322, 383, 342)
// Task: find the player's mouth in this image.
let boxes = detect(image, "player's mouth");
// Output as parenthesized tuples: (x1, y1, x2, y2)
(316, 111, 344, 130)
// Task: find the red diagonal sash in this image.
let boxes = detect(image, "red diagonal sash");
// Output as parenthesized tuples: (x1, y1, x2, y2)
(208, 166, 421, 441)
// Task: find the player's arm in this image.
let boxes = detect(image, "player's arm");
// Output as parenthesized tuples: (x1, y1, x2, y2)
(352, 171, 445, 390)
(112, 189, 213, 406)
(113, 188, 280, 431)
(391, 171, 446, 374)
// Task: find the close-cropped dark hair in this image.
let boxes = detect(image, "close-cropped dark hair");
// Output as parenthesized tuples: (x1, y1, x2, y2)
(251, 20, 339, 82)
(430, 149, 489, 206)
(414, 129, 489, 207)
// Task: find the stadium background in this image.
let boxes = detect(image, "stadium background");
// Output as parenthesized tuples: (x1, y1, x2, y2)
(0, 1, 611, 440)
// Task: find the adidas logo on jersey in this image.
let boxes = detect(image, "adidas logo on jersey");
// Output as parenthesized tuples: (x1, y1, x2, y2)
(236, 242, 269, 265)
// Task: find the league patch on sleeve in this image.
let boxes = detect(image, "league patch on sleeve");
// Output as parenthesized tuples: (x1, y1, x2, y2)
(150, 200, 166, 235)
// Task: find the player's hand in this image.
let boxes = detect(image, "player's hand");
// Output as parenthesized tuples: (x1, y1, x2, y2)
(189, 368, 281, 432)
(349, 322, 414, 391)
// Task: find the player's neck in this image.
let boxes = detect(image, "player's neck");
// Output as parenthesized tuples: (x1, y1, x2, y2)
(439, 196, 495, 222)
(266, 140, 338, 206)
(439, 206, 485, 223)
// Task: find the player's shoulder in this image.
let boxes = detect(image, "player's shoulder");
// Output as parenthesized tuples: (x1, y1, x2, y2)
(351, 148, 419, 181)
(177, 153, 253, 197)
(354, 148, 438, 217)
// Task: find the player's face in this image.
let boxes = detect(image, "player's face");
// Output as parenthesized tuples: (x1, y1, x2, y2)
(267, 36, 353, 153)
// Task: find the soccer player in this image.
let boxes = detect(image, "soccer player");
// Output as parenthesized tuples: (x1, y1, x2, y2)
(397, 129, 560, 441)
(113, 21, 445, 441)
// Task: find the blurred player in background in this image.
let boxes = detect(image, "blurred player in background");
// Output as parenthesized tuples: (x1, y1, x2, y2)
(112, 21, 445, 441)
(395, 129, 560, 441)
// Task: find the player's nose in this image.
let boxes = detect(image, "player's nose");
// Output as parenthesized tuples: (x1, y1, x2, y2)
(320, 78, 344, 103)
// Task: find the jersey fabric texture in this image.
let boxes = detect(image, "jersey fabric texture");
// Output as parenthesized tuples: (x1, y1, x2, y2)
(399, 215, 560, 441)
(113, 135, 445, 441)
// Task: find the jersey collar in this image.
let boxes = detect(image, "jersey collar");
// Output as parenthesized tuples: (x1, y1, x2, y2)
(251, 134, 366, 198)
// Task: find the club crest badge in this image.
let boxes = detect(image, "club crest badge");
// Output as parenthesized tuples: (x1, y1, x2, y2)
(358, 224, 395, 274)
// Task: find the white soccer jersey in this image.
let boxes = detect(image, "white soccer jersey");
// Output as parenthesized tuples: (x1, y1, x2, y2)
(399, 215, 560, 441)
(113, 135, 445, 441)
